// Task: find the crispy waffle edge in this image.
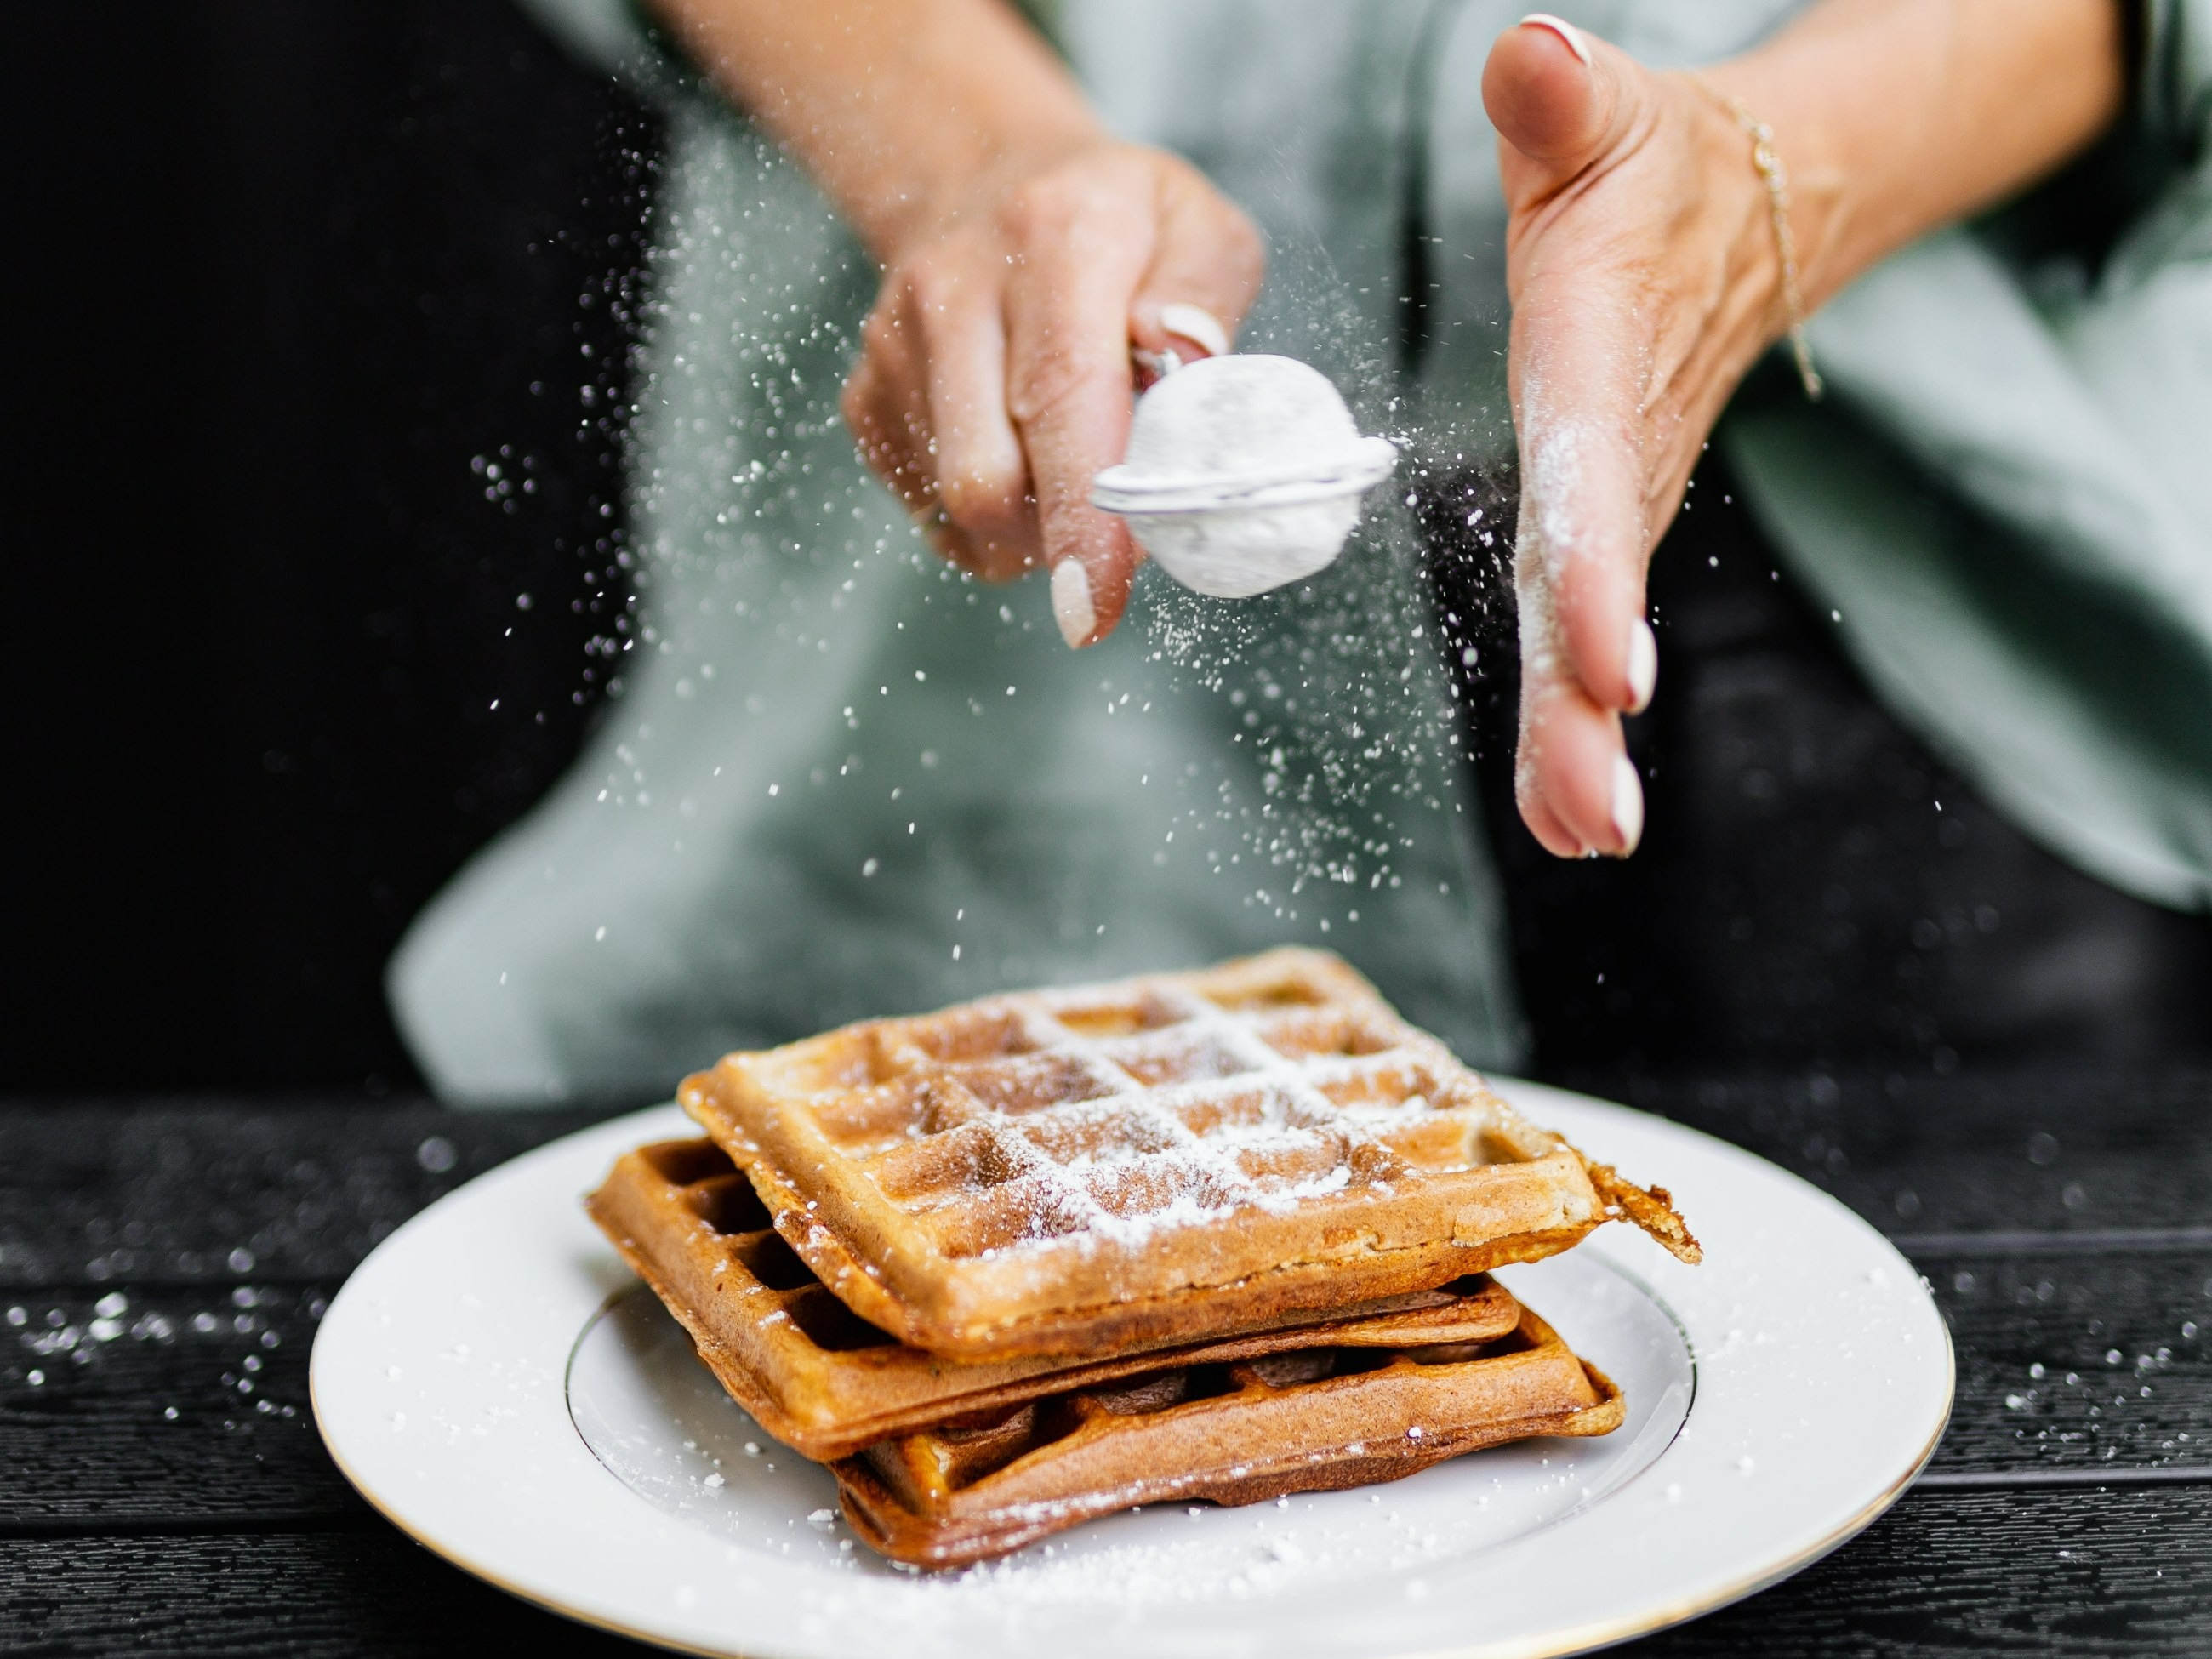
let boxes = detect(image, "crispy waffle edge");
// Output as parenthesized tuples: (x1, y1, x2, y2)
(831, 1304, 1626, 1570)
(586, 1139, 1527, 1460)
(717, 1124, 1605, 1357)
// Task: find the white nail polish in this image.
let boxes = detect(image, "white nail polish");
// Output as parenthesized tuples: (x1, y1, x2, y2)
(1519, 13, 1593, 66)
(1611, 753, 1645, 855)
(1627, 616, 1658, 712)
(1157, 303, 1230, 359)
(1051, 559, 1096, 648)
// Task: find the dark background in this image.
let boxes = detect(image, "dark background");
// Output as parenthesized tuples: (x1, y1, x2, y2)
(7, 2, 658, 1094)
(10, 3, 2208, 1103)
(2, 19, 2204, 1656)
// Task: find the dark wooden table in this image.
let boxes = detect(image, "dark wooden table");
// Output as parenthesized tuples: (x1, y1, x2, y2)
(4, 1069, 2208, 1656)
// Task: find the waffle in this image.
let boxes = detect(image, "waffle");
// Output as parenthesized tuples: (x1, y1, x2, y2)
(588, 1138, 1523, 1461)
(681, 948, 1696, 1357)
(834, 1302, 1623, 1569)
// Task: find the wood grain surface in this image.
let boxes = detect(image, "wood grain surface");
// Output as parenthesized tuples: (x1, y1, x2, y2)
(3, 1072, 2208, 1655)
(0, 1102, 604, 1289)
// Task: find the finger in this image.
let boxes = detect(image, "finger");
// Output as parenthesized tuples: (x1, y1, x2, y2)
(1514, 287, 1653, 715)
(1482, 15, 1635, 187)
(925, 519, 1035, 583)
(1128, 176, 1265, 362)
(1519, 674, 1641, 857)
(1515, 544, 1644, 857)
(841, 303, 936, 516)
(1004, 173, 1154, 647)
(1514, 729, 1589, 860)
(911, 270, 1039, 561)
(1490, 11, 1678, 851)
(846, 299, 1031, 583)
(1491, 14, 1669, 712)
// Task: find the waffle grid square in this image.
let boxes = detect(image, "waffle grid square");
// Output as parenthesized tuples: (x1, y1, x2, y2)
(683, 950, 1682, 1354)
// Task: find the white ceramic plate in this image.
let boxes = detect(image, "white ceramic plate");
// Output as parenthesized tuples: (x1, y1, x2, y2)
(312, 1082, 1952, 1658)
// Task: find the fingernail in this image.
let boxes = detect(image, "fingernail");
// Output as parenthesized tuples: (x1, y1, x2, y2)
(1157, 302, 1230, 359)
(1051, 559, 1096, 648)
(1626, 616, 1658, 712)
(1611, 753, 1645, 855)
(1519, 13, 1593, 66)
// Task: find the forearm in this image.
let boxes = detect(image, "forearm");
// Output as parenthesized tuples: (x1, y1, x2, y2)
(1713, 0, 2127, 311)
(644, 0, 1104, 259)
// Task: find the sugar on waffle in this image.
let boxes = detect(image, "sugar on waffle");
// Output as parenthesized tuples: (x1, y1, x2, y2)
(587, 1137, 1524, 1461)
(681, 948, 1696, 1358)
(834, 1301, 1624, 1569)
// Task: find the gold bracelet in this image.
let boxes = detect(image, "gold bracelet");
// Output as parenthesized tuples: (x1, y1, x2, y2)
(1690, 75, 1823, 402)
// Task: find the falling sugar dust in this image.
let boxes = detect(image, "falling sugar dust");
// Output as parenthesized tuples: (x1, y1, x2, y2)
(396, 114, 1525, 1092)
(649, 134, 1499, 984)
(1110, 241, 1514, 969)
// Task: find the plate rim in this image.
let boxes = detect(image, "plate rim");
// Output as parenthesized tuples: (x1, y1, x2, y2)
(311, 1082, 1955, 1659)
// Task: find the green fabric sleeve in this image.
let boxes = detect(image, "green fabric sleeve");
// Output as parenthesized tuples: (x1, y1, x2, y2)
(2141, 0, 2212, 162)
(1724, 9, 2212, 911)
(510, 0, 658, 81)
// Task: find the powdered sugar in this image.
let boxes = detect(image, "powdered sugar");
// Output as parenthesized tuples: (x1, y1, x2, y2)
(879, 980, 1500, 1260)
(1092, 356, 1398, 597)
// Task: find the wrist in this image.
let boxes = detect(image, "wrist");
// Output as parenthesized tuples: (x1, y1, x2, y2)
(654, 0, 1112, 267)
(1690, 59, 1853, 320)
(1701, 0, 2127, 315)
(1677, 71, 1830, 398)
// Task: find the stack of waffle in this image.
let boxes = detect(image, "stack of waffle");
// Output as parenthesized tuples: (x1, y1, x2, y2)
(589, 948, 1698, 1567)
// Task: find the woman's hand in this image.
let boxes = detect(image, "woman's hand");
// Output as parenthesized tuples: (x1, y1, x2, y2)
(650, 0, 1262, 647)
(1483, 3, 2124, 859)
(1484, 20, 1786, 859)
(841, 141, 1263, 642)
